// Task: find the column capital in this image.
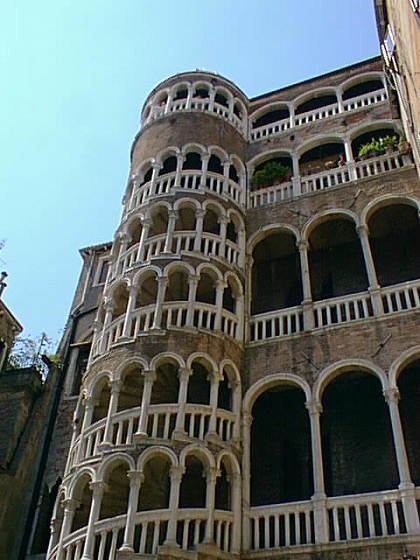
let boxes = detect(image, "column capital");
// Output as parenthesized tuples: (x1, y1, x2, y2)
(210, 370, 222, 384)
(104, 298, 115, 311)
(195, 208, 206, 219)
(127, 470, 144, 485)
(143, 369, 157, 383)
(178, 367, 192, 380)
(188, 274, 199, 286)
(356, 224, 370, 237)
(215, 279, 227, 290)
(83, 396, 95, 410)
(218, 215, 230, 225)
(63, 498, 79, 512)
(168, 209, 179, 219)
(169, 465, 185, 482)
(111, 379, 123, 393)
(151, 161, 161, 171)
(297, 240, 309, 252)
(141, 217, 153, 227)
(118, 232, 130, 243)
(205, 467, 221, 482)
(242, 412, 253, 429)
(306, 400, 323, 415)
(128, 284, 138, 296)
(157, 276, 168, 287)
(176, 153, 186, 163)
(89, 481, 107, 497)
(384, 387, 400, 405)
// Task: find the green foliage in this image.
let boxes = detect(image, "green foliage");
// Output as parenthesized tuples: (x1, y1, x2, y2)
(379, 134, 398, 149)
(358, 135, 399, 157)
(6, 332, 57, 377)
(251, 161, 291, 187)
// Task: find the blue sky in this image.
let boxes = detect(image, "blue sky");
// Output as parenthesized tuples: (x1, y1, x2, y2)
(1, 1, 379, 342)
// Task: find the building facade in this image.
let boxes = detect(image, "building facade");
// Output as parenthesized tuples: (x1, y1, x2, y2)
(30, 53, 420, 560)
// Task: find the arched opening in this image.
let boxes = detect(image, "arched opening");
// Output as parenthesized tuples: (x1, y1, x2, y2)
(226, 216, 238, 244)
(251, 231, 303, 314)
(223, 283, 235, 313)
(208, 154, 223, 175)
(308, 218, 368, 301)
(215, 461, 231, 510)
(127, 219, 142, 249)
(71, 474, 93, 532)
(214, 91, 229, 107)
(141, 167, 153, 186)
(179, 456, 207, 508)
(138, 456, 171, 510)
(150, 362, 179, 405)
(343, 79, 384, 100)
(155, 92, 168, 107)
(253, 106, 290, 129)
(397, 359, 420, 486)
(321, 370, 398, 496)
(175, 204, 196, 231)
(193, 86, 209, 99)
(92, 380, 111, 424)
(368, 204, 420, 288)
(164, 269, 189, 301)
(111, 285, 129, 321)
(174, 87, 188, 101)
(218, 367, 233, 411)
(251, 156, 292, 190)
(295, 92, 338, 115)
(251, 384, 313, 506)
(299, 142, 345, 176)
(159, 156, 177, 176)
(135, 272, 158, 308)
(99, 463, 130, 520)
(233, 102, 242, 119)
(351, 127, 397, 159)
(149, 206, 169, 238)
(203, 208, 220, 236)
(187, 361, 211, 405)
(229, 163, 239, 183)
(117, 364, 144, 412)
(182, 152, 202, 171)
(196, 272, 216, 305)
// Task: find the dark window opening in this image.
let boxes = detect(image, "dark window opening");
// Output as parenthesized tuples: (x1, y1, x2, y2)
(208, 155, 223, 175)
(187, 362, 210, 405)
(179, 457, 206, 508)
(296, 94, 337, 114)
(215, 93, 228, 107)
(71, 344, 91, 396)
(343, 80, 384, 100)
(174, 89, 188, 100)
(253, 108, 290, 128)
(182, 152, 202, 170)
(159, 156, 177, 176)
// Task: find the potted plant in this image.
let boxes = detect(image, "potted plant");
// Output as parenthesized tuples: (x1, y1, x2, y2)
(379, 134, 398, 154)
(358, 138, 384, 160)
(250, 169, 270, 190)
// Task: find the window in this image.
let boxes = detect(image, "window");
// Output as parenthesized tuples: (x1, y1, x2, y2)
(71, 344, 91, 395)
(93, 257, 109, 285)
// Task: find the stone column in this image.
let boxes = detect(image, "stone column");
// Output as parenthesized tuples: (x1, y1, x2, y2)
(344, 139, 357, 181)
(149, 162, 160, 196)
(214, 280, 226, 331)
(236, 293, 245, 342)
(204, 467, 220, 543)
(223, 161, 231, 195)
(239, 172, 246, 205)
(186, 274, 198, 327)
(208, 89, 216, 111)
(207, 372, 221, 437)
(137, 217, 152, 262)
(291, 153, 302, 196)
(164, 466, 185, 545)
(134, 370, 156, 438)
(237, 227, 246, 268)
(151, 276, 168, 329)
(122, 285, 137, 338)
(186, 85, 193, 109)
(241, 412, 253, 550)
(218, 215, 229, 259)
(306, 400, 328, 544)
(164, 91, 173, 114)
(193, 209, 205, 252)
(289, 104, 295, 129)
(337, 89, 344, 112)
(56, 498, 79, 560)
(200, 154, 210, 188)
(297, 241, 314, 330)
(98, 300, 114, 355)
(102, 380, 122, 445)
(175, 154, 185, 187)
(164, 210, 178, 253)
(81, 481, 106, 560)
(231, 381, 241, 443)
(173, 367, 192, 436)
(119, 471, 144, 552)
(230, 473, 242, 553)
(356, 224, 383, 315)
(77, 397, 96, 463)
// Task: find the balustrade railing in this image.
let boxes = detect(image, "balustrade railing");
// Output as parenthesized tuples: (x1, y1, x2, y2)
(295, 101, 340, 126)
(301, 165, 350, 194)
(313, 292, 374, 328)
(251, 117, 290, 141)
(250, 181, 294, 207)
(249, 306, 303, 342)
(343, 88, 387, 112)
(355, 152, 407, 179)
(382, 279, 420, 314)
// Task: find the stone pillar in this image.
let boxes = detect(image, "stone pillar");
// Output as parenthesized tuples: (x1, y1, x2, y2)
(239, 172, 246, 205)
(208, 372, 221, 437)
(122, 285, 137, 338)
(102, 380, 122, 445)
(237, 227, 246, 268)
(289, 104, 295, 129)
(241, 412, 253, 550)
(186, 275, 198, 327)
(77, 397, 96, 463)
(230, 473, 242, 553)
(193, 209, 205, 252)
(98, 300, 114, 355)
(236, 294, 245, 342)
(297, 241, 314, 330)
(356, 224, 383, 315)
(218, 215, 229, 259)
(164, 91, 173, 114)
(151, 277, 168, 329)
(223, 161, 231, 195)
(204, 467, 220, 543)
(208, 89, 216, 111)
(137, 217, 152, 262)
(134, 370, 156, 438)
(231, 381, 241, 443)
(344, 139, 357, 181)
(164, 466, 185, 545)
(175, 154, 185, 187)
(384, 388, 420, 533)
(149, 162, 160, 196)
(56, 499, 79, 560)
(291, 154, 301, 196)
(200, 154, 210, 188)
(306, 400, 328, 544)
(214, 280, 226, 331)
(337, 89, 344, 112)
(164, 210, 178, 253)
(119, 472, 144, 552)
(81, 481, 106, 560)
(186, 85, 194, 109)
(173, 367, 192, 436)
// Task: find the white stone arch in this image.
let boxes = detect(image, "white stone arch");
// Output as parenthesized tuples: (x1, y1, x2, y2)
(219, 359, 241, 385)
(181, 142, 207, 156)
(141, 102, 153, 123)
(98, 453, 135, 482)
(202, 198, 226, 219)
(389, 346, 420, 389)
(106, 277, 131, 301)
(313, 359, 389, 402)
(339, 71, 386, 96)
(302, 208, 360, 244)
(243, 373, 312, 416)
(247, 148, 294, 174)
(123, 212, 145, 236)
(297, 133, 346, 158)
(213, 85, 233, 105)
(68, 467, 97, 498)
(191, 80, 213, 97)
(247, 223, 301, 255)
(169, 81, 191, 97)
(86, 371, 113, 399)
(179, 444, 216, 469)
(224, 271, 243, 297)
(152, 87, 170, 106)
(348, 119, 403, 143)
(250, 100, 292, 126)
(173, 196, 201, 212)
(155, 145, 181, 167)
(187, 352, 219, 376)
(133, 265, 162, 288)
(137, 446, 179, 471)
(229, 153, 246, 176)
(114, 357, 149, 381)
(293, 86, 339, 112)
(150, 351, 186, 371)
(196, 262, 224, 283)
(216, 449, 241, 475)
(163, 260, 195, 278)
(232, 96, 247, 119)
(145, 200, 172, 221)
(134, 157, 154, 181)
(361, 194, 420, 228)
(226, 207, 245, 230)
(207, 144, 230, 164)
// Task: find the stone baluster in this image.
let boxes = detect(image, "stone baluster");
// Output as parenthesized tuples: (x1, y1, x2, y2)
(222, 161, 231, 195)
(76, 397, 96, 463)
(149, 162, 160, 196)
(164, 210, 178, 253)
(356, 224, 383, 315)
(81, 481, 106, 560)
(151, 277, 168, 329)
(208, 89, 216, 111)
(134, 370, 156, 439)
(186, 274, 198, 327)
(218, 215, 229, 259)
(237, 226, 246, 268)
(119, 472, 144, 551)
(297, 241, 314, 330)
(193, 209, 205, 252)
(384, 388, 420, 533)
(102, 380, 122, 445)
(173, 367, 192, 436)
(306, 400, 328, 544)
(203, 467, 220, 543)
(164, 466, 185, 545)
(122, 285, 138, 338)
